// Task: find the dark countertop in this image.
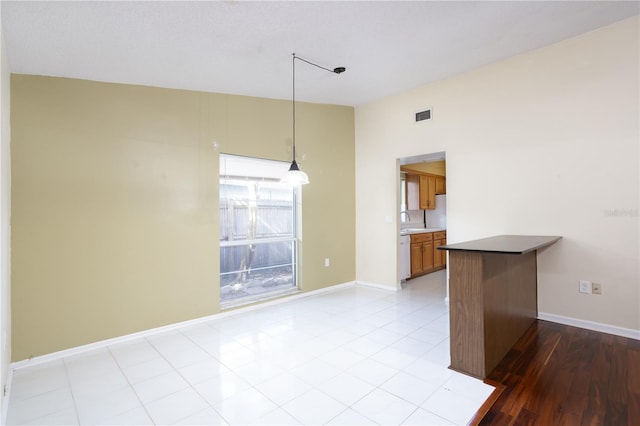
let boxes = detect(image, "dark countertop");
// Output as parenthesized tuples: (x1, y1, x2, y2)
(437, 235, 562, 254)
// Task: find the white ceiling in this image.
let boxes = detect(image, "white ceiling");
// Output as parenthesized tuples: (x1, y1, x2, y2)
(1, 1, 638, 106)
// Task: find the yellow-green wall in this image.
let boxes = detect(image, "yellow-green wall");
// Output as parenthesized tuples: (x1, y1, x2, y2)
(11, 75, 355, 360)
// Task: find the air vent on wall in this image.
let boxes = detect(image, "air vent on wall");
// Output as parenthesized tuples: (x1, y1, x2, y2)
(415, 108, 432, 123)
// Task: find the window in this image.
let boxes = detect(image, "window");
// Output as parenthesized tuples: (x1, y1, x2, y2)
(219, 154, 299, 306)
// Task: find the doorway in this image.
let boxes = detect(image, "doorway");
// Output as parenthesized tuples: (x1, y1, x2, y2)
(397, 151, 447, 298)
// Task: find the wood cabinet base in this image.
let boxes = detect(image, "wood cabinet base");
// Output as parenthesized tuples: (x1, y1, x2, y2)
(409, 264, 446, 279)
(409, 231, 446, 278)
(448, 251, 537, 379)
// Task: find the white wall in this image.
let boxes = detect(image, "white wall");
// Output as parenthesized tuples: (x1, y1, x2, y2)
(355, 17, 639, 333)
(0, 21, 12, 421)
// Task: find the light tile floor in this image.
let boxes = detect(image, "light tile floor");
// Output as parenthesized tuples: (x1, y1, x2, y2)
(6, 270, 494, 425)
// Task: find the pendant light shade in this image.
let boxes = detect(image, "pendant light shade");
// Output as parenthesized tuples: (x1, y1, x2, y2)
(284, 53, 345, 186)
(286, 159, 309, 185)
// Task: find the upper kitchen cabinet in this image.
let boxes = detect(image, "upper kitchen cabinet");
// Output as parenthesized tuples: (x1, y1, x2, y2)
(420, 175, 436, 210)
(406, 173, 441, 210)
(406, 174, 419, 210)
(402, 159, 446, 210)
(435, 176, 446, 195)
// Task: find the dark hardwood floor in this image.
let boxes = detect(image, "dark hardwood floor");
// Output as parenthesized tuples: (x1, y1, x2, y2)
(477, 320, 640, 426)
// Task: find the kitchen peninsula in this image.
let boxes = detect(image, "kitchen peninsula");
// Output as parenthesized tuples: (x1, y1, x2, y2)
(438, 235, 562, 379)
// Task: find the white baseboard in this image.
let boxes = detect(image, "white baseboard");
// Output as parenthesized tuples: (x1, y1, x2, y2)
(14, 289, 636, 372)
(356, 280, 399, 292)
(10, 280, 359, 371)
(538, 312, 640, 340)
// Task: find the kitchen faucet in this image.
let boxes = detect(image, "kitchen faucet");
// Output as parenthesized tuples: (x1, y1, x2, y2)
(400, 211, 411, 222)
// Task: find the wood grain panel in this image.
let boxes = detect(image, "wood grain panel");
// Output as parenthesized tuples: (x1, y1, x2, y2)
(448, 250, 539, 379)
(449, 251, 485, 378)
(435, 176, 446, 194)
(410, 242, 422, 276)
(422, 240, 434, 271)
(483, 251, 537, 375)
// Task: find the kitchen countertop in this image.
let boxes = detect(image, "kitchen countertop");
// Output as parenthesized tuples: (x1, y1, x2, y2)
(437, 235, 562, 254)
(400, 227, 446, 235)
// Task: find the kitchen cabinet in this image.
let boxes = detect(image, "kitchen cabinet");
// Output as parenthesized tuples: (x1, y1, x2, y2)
(433, 231, 447, 268)
(410, 242, 422, 276)
(410, 231, 446, 278)
(422, 238, 434, 271)
(419, 176, 436, 210)
(410, 232, 433, 276)
(435, 176, 446, 195)
(406, 173, 441, 210)
(406, 174, 420, 210)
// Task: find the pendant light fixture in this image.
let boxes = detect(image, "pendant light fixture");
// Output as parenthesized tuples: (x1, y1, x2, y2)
(285, 53, 346, 185)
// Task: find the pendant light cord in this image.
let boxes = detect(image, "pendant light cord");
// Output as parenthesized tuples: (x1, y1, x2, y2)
(295, 55, 333, 74)
(291, 52, 345, 163)
(294, 54, 346, 75)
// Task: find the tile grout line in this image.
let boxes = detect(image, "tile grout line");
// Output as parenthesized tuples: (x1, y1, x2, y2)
(61, 358, 81, 426)
(106, 344, 157, 425)
(168, 333, 242, 425)
(142, 335, 231, 425)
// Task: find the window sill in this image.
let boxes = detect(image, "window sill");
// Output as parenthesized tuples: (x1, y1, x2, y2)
(220, 287, 301, 311)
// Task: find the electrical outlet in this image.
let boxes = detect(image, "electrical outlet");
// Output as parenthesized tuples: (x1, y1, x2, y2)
(579, 280, 591, 294)
(324, 258, 330, 267)
(592, 282, 602, 295)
